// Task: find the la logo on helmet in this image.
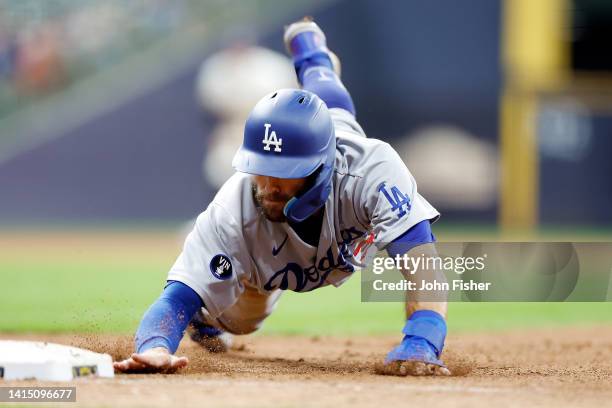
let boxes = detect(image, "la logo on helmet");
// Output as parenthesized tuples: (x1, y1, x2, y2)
(262, 123, 283, 152)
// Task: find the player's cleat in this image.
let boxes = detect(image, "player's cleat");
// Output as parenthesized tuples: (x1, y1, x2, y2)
(283, 18, 341, 79)
(187, 321, 234, 353)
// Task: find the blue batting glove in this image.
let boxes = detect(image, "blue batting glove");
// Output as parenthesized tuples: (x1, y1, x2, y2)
(385, 310, 447, 367)
(385, 336, 444, 366)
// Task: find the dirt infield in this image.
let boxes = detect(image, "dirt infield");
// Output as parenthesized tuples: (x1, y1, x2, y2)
(2, 326, 612, 407)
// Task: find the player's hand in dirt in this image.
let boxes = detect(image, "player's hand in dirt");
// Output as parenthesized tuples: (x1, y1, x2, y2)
(376, 359, 451, 376)
(113, 347, 189, 374)
(377, 337, 451, 377)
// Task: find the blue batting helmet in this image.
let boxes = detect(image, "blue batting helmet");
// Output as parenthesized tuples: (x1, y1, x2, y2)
(232, 88, 335, 223)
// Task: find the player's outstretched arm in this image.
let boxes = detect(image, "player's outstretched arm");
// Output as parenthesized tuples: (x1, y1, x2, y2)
(381, 224, 451, 376)
(113, 281, 203, 374)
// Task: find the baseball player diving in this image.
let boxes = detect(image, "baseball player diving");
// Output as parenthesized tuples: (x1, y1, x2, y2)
(114, 18, 450, 376)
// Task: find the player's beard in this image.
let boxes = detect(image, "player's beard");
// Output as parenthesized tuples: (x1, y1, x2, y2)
(252, 183, 291, 223)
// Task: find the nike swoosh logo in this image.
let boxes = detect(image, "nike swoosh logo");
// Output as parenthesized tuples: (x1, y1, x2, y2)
(272, 234, 289, 256)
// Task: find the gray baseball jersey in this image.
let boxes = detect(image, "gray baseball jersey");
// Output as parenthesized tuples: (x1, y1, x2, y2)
(168, 108, 439, 319)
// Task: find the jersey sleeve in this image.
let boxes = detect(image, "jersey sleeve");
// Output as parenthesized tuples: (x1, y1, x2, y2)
(167, 202, 252, 319)
(354, 142, 440, 250)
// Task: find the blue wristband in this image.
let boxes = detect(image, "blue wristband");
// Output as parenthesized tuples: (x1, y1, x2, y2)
(402, 310, 447, 356)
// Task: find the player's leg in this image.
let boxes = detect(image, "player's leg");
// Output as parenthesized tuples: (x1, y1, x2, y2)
(214, 283, 282, 334)
(189, 283, 282, 351)
(187, 311, 235, 353)
(284, 19, 356, 116)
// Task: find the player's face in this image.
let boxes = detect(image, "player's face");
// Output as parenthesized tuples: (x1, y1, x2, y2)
(252, 175, 308, 222)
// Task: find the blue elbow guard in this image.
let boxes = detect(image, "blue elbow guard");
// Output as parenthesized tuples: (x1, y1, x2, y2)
(385, 310, 447, 366)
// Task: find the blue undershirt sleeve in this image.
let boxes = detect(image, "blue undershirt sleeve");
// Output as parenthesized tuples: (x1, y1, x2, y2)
(386, 220, 436, 258)
(134, 280, 204, 354)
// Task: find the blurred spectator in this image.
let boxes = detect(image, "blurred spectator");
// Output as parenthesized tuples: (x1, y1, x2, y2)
(395, 126, 498, 210)
(15, 23, 64, 93)
(0, 26, 18, 80)
(0, 0, 187, 115)
(196, 44, 296, 187)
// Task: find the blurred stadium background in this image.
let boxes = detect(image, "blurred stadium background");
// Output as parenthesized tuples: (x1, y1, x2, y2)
(1, 0, 611, 335)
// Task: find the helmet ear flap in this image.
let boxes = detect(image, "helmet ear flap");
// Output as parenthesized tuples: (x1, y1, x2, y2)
(283, 164, 322, 221)
(283, 159, 334, 223)
(283, 197, 299, 219)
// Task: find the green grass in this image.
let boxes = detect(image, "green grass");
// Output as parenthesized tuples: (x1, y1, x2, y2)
(1, 227, 612, 335)
(1, 251, 170, 333)
(261, 276, 612, 335)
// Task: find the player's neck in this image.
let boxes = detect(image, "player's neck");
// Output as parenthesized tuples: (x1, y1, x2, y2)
(288, 207, 324, 247)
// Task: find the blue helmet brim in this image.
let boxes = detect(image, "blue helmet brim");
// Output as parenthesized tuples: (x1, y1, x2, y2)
(232, 146, 324, 179)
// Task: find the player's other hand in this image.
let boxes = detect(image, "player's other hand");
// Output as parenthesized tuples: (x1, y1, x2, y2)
(113, 347, 189, 374)
(378, 359, 451, 376)
(378, 337, 451, 377)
